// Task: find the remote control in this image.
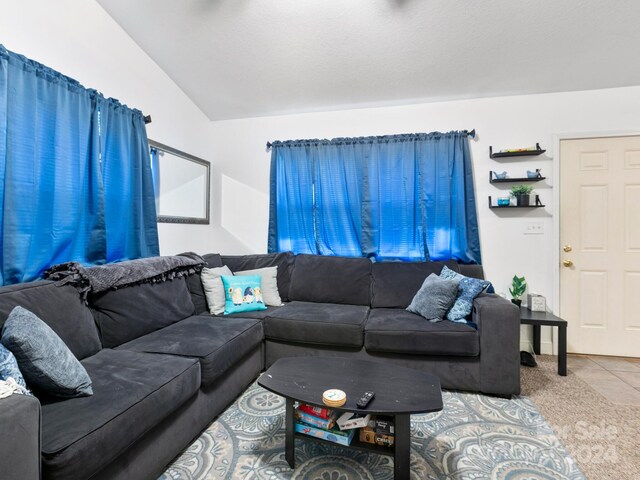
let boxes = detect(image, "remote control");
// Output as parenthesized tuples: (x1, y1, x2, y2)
(356, 391, 375, 408)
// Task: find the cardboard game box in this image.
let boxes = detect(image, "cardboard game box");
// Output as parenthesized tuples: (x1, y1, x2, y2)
(358, 416, 395, 447)
(358, 426, 394, 447)
(295, 408, 337, 430)
(337, 411, 371, 430)
(295, 421, 355, 446)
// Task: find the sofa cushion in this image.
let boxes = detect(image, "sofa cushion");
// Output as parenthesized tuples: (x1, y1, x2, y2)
(288, 254, 372, 306)
(222, 252, 295, 302)
(40, 349, 200, 480)
(371, 261, 461, 309)
(2, 307, 93, 398)
(0, 281, 101, 359)
(90, 278, 195, 348)
(264, 301, 369, 347)
(187, 253, 224, 315)
(117, 315, 263, 388)
(364, 308, 479, 356)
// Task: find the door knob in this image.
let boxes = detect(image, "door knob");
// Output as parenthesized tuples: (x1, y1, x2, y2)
(562, 259, 574, 267)
(563, 245, 572, 252)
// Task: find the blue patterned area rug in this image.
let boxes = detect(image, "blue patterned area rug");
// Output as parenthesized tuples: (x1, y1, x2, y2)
(160, 381, 585, 480)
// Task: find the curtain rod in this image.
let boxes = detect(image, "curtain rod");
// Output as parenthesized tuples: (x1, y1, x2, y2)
(266, 129, 476, 149)
(144, 115, 152, 124)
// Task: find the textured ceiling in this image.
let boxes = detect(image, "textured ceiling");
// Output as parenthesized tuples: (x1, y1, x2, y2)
(97, 0, 640, 120)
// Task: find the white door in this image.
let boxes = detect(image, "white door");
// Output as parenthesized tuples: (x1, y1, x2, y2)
(560, 136, 640, 357)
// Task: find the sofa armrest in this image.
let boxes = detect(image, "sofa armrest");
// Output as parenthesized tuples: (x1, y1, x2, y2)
(473, 293, 521, 396)
(0, 394, 41, 480)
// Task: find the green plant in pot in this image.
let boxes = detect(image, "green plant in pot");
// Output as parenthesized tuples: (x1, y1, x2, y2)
(510, 184, 534, 206)
(509, 275, 526, 307)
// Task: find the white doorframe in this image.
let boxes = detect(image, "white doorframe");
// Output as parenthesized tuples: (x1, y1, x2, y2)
(551, 130, 640, 355)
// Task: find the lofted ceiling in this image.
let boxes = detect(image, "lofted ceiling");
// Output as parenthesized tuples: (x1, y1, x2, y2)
(97, 0, 640, 121)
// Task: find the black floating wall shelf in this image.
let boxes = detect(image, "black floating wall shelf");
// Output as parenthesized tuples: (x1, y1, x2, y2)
(488, 195, 545, 209)
(489, 173, 546, 184)
(490, 143, 546, 159)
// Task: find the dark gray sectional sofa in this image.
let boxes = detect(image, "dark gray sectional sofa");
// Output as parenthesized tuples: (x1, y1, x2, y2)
(0, 252, 519, 480)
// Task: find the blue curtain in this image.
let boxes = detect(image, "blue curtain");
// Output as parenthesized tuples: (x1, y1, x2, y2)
(97, 97, 159, 262)
(0, 46, 105, 284)
(268, 143, 316, 254)
(0, 45, 158, 284)
(268, 132, 481, 264)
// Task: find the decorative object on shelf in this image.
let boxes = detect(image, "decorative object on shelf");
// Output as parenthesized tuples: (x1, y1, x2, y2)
(527, 294, 546, 312)
(527, 169, 542, 179)
(490, 143, 546, 158)
(488, 195, 544, 209)
(497, 197, 510, 206)
(510, 184, 534, 206)
(489, 173, 546, 184)
(492, 171, 508, 180)
(509, 275, 527, 307)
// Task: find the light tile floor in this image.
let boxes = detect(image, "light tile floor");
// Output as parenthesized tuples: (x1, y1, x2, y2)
(567, 354, 640, 406)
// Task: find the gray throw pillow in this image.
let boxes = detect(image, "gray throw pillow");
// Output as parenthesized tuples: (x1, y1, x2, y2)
(1, 306, 93, 398)
(201, 266, 233, 315)
(234, 266, 282, 306)
(407, 273, 460, 322)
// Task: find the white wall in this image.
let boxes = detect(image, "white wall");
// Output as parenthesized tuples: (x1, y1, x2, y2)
(208, 86, 640, 352)
(0, 0, 215, 254)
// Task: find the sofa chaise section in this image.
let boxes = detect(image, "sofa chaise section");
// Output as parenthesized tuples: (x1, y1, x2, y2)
(41, 349, 200, 480)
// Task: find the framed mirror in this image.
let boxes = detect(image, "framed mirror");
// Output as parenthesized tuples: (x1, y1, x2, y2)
(149, 140, 210, 224)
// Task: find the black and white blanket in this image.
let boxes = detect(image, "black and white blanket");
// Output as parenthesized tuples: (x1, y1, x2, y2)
(45, 252, 205, 301)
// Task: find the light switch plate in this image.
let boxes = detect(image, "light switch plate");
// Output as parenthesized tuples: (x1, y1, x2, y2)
(524, 222, 544, 235)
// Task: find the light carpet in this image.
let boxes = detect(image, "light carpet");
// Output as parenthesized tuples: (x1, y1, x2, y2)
(160, 380, 584, 479)
(522, 355, 640, 480)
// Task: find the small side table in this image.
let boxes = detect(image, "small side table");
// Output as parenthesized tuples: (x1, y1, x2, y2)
(519, 306, 567, 376)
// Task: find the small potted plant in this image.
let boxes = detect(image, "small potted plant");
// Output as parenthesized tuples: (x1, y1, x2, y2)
(509, 275, 526, 307)
(510, 184, 534, 206)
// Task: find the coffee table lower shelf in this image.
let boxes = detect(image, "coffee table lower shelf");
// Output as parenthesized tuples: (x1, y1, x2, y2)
(285, 398, 411, 479)
(294, 432, 393, 455)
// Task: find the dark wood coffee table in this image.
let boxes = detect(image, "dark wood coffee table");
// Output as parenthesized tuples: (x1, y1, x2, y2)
(258, 357, 443, 480)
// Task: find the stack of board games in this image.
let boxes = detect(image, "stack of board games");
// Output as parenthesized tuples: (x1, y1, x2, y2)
(295, 404, 355, 446)
(359, 415, 395, 447)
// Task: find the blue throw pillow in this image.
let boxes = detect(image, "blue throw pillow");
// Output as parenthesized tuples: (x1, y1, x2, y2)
(0, 343, 31, 395)
(221, 275, 267, 315)
(1, 306, 93, 398)
(440, 266, 491, 323)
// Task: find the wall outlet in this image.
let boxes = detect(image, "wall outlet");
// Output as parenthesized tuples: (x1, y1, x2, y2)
(524, 222, 544, 235)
